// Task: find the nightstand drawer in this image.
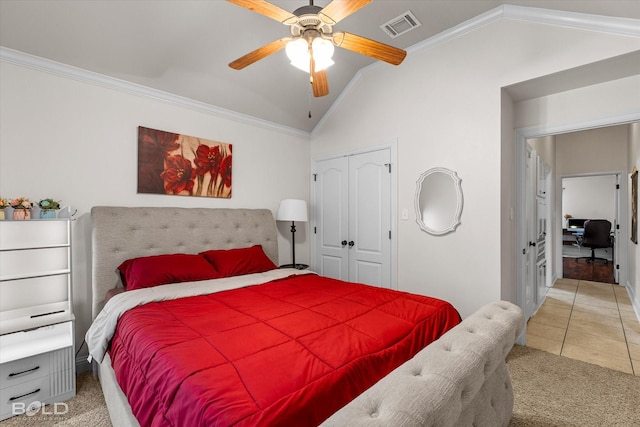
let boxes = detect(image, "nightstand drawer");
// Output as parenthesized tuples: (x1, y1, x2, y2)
(0, 375, 51, 418)
(0, 353, 51, 389)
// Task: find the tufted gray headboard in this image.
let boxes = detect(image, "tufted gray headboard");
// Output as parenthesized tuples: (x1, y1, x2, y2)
(90, 206, 278, 319)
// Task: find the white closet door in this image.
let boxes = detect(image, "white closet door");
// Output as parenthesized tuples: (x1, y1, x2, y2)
(313, 149, 391, 288)
(348, 149, 391, 287)
(314, 156, 349, 280)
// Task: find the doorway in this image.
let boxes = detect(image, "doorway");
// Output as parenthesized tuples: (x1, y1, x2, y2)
(560, 174, 619, 284)
(516, 122, 633, 323)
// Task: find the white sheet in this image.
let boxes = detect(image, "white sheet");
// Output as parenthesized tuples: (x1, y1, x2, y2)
(86, 269, 313, 364)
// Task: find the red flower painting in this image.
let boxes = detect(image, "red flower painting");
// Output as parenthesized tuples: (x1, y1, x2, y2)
(160, 155, 195, 195)
(137, 126, 232, 198)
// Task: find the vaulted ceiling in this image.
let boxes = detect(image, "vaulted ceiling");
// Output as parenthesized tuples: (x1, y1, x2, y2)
(1, 1, 638, 132)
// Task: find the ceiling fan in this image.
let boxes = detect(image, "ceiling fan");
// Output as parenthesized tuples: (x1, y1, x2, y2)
(227, 0, 407, 97)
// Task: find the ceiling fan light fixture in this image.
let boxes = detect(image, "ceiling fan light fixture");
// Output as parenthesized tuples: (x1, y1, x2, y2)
(314, 56, 335, 72)
(286, 38, 310, 71)
(312, 37, 334, 69)
(286, 37, 334, 73)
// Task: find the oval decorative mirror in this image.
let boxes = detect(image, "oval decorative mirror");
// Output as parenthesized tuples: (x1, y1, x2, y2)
(414, 167, 463, 235)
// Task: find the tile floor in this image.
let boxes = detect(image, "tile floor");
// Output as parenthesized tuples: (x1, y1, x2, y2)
(526, 278, 640, 375)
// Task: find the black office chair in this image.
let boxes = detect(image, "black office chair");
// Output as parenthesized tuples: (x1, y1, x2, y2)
(576, 219, 612, 264)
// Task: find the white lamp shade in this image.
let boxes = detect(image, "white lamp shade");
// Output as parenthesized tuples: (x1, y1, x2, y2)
(277, 199, 308, 222)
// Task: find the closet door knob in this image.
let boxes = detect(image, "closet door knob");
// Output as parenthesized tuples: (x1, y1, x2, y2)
(348, 241, 355, 247)
(341, 240, 347, 246)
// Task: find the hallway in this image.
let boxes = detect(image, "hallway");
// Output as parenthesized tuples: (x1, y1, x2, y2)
(526, 279, 639, 375)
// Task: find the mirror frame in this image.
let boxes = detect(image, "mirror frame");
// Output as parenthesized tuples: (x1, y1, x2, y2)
(414, 167, 463, 235)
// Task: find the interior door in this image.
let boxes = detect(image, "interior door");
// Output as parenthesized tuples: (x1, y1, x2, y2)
(348, 149, 391, 287)
(314, 156, 349, 280)
(524, 146, 537, 320)
(313, 149, 392, 288)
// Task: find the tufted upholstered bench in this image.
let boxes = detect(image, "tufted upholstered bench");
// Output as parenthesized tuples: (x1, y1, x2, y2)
(321, 301, 525, 427)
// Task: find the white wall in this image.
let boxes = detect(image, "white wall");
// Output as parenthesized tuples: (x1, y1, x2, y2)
(556, 125, 629, 177)
(312, 17, 640, 318)
(562, 175, 617, 224)
(0, 62, 311, 355)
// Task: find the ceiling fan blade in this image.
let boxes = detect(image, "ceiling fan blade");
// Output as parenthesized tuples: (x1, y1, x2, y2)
(319, 0, 372, 25)
(309, 50, 329, 97)
(228, 38, 288, 70)
(333, 31, 407, 66)
(312, 69, 329, 97)
(227, 0, 296, 24)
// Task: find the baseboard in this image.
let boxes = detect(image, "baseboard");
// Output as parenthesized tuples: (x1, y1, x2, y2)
(76, 354, 91, 374)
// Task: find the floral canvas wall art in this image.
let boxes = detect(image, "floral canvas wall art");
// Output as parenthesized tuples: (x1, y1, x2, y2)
(138, 127, 232, 198)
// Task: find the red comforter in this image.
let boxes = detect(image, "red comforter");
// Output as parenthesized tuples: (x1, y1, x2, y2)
(109, 274, 460, 426)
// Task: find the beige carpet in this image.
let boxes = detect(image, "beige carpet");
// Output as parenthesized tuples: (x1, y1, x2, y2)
(2, 345, 639, 426)
(507, 345, 640, 426)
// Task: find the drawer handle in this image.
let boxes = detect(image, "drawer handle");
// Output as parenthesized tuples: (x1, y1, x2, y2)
(9, 388, 41, 401)
(8, 366, 40, 378)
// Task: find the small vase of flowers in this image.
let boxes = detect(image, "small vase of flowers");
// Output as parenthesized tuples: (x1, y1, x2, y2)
(0, 198, 8, 220)
(10, 197, 33, 220)
(38, 198, 61, 219)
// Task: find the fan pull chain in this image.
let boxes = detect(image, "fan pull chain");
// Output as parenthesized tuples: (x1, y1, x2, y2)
(308, 86, 312, 118)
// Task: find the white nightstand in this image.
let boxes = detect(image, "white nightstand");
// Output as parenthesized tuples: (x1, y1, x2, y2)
(0, 211, 75, 420)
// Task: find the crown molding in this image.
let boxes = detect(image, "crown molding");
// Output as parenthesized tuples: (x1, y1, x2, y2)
(404, 5, 639, 59)
(312, 5, 639, 135)
(0, 47, 310, 138)
(503, 5, 640, 37)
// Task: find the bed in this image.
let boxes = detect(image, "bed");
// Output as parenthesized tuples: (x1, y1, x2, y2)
(86, 206, 524, 427)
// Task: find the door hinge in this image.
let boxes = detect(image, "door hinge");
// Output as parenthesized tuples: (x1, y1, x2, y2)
(314, 226, 317, 234)
(616, 224, 620, 229)
(389, 230, 391, 239)
(616, 264, 620, 270)
(616, 184, 620, 189)
(313, 173, 317, 181)
(384, 163, 391, 173)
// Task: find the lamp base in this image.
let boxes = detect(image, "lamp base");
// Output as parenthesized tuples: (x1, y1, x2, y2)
(280, 263, 309, 270)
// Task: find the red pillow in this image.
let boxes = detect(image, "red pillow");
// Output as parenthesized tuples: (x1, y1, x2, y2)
(118, 253, 221, 291)
(200, 245, 277, 278)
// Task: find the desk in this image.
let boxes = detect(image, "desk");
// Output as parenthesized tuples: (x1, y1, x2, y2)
(562, 228, 583, 245)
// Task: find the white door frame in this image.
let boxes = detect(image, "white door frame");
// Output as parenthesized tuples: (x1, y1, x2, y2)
(516, 113, 639, 329)
(311, 141, 398, 289)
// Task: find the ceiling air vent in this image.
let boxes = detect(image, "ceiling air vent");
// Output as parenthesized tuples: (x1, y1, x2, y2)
(380, 11, 421, 39)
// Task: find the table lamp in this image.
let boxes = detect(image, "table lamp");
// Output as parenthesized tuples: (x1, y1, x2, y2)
(276, 199, 308, 269)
